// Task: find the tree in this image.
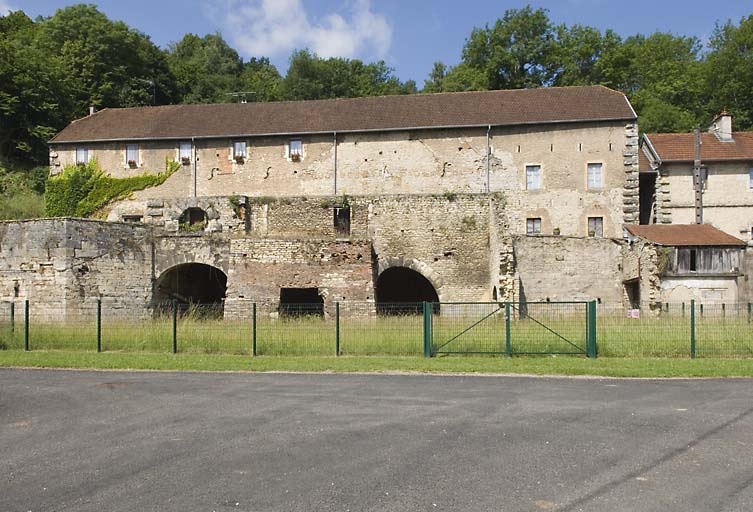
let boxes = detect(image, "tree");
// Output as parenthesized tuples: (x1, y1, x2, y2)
(167, 33, 244, 103)
(552, 25, 622, 86)
(460, 6, 557, 89)
(239, 57, 283, 102)
(281, 49, 413, 100)
(704, 15, 753, 130)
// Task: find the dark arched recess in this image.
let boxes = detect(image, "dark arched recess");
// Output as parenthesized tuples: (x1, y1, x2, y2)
(375, 267, 439, 315)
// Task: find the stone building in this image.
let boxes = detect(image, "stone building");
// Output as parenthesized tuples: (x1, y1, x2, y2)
(2, 86, 642, 318)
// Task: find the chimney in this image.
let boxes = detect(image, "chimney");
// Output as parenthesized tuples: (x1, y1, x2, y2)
(89, 106, 96, 116)
(709, 109, 733, 142)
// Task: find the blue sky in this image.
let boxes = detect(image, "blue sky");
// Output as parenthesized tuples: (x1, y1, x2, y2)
(9, 0, 753, 85)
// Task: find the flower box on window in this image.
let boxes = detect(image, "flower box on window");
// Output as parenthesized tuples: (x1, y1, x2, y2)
(291, 152, 301, 162)
(234, 155, 245, 164)
(127, 159, 138, 168)
(181, 156, 191, 165)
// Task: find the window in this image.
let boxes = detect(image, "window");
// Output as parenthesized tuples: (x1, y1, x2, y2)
(525, 165, 541, 190)
(587, 163, 603, 190)
(75, 147, 88, 165)
(526, 218, 542, 235)
(748, 168, 753, 188)
(179, 142, 192, 163)
(289, 139, 303, 161)
(588, 217, 603, 237)
(126, 144, 139, 166)
(122, 215, 143, 223)
(233, 141, 247, 160)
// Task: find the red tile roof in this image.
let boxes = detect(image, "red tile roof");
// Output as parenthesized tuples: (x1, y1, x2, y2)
(50, 86, 635, 144)
(626, 224, 745, 246)
(643, 132, 753, 163)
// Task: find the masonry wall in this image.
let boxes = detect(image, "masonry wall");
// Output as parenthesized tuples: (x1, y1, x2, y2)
(0, 219, 152, 319)
(513, 235, 625, 304)
(657, 162, 753, 241)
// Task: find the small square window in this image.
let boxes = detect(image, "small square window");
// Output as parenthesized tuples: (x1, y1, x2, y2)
(122, 215, 143, 223)
(126, 144, 139, 167)
(75, 147, 88, 165)
(289, 139, 303, 160)
(233, 141, 247, 159)
(587, 163, 603, 190)
(526, 218, 541, 235)
(588, 217, 603, 237)
(526, 165, 541, 190)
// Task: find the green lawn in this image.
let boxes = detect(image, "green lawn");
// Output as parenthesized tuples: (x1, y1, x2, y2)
(1, 351, 753, 378)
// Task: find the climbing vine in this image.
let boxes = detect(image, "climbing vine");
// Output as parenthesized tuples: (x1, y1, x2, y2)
(45, 158, 179, 218)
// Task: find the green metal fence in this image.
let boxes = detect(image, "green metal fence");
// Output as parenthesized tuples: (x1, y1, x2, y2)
(2, 299, 752, 358)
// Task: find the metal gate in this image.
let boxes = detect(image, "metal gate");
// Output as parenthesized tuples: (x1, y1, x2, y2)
(428, 301, 597, 357)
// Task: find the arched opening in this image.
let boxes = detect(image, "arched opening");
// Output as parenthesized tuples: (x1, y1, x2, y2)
(375, 267, 439, 315)
(153, 263, 227, 317)
(179, 207, 207, 232)
(279, 287, 324, 318)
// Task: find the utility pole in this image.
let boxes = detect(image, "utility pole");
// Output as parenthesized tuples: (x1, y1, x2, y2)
(693, 128, 703, 224)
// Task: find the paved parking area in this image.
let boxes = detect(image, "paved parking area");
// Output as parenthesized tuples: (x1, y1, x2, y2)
(1, 368, 752, 511)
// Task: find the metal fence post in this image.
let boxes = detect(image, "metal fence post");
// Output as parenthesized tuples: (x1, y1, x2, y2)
(335, 302, 340, 356)
(96, 299, 102, 353)
(422, 301, 432, 357)
(9, 301, 14, 337)
(586, 301, 597, 358)
(252, 303, 257, 356)
(504, 302, 511, 357)
(24, 300, 29, 351)
(172, 300, 178, 354)
(748, 302, 752, 324)
(690, 299, 696, 359)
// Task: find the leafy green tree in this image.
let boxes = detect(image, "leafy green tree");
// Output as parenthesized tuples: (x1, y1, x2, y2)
(167, 33, 243, 103)
(239, 57, 283, 102)
(552, 25, 622, 86)
(281, 49, 413, 100)
(461, 6, 557, 89)
(704, 15, 753, 130)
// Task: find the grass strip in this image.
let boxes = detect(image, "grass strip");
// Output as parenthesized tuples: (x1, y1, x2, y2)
(1, 351, 753, 378)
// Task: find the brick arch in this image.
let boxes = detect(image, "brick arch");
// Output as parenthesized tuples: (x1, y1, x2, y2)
(376, 256, 444, 302)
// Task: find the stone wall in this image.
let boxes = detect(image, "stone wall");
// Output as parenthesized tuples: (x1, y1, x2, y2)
(513, 235, 625, 304)
(0, 219, 152, 319)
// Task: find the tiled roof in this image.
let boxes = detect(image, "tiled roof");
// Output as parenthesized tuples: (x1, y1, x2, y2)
(625, 224, 746, 247)
(643, 132, 753, 163)
(50, 86, 635, 143)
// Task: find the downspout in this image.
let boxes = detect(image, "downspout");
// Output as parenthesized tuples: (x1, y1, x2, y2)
(486, 125, 491, 193)
(333, 131, 338, 195)
(192, 136, 197, 198)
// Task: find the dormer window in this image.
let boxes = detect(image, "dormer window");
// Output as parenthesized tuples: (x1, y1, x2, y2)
(289, 139, 303, 161)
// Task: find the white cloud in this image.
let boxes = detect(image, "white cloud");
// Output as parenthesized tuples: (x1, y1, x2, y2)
(0, 1, 17, 15)
(218, 0, 392, 63)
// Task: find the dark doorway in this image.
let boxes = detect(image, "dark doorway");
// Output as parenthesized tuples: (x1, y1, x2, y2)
(376, 267, 439, 315)
(334, 207, 351, 236)
(624, 279, 640, 309)
(153, 263, 227, 316)
(639, 172, 656, 225)
(279, 287, 324, 318)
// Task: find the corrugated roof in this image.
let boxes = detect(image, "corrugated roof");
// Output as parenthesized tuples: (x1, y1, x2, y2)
(643, 132, 753, 163)
(625, 224, 746, 246)
(50, 86, 636, 144)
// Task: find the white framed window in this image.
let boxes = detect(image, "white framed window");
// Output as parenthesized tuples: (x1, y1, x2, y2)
(233, 141, 247, 160)
(526, 218, 542, 235)
(179, 142, 192, 163)
(525, 165, 541, 190)
(75, 147, 88, 165)
(289, 139, 303, 160)
(126, 144, 139, 166)
(587, 163, 603, 190)
(588, 216, 603, 237)
(748, 168, 752, 188)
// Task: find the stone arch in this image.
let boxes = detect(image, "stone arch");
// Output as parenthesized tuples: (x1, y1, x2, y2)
(153, 263, 227, 316)
(375, 257, 442, 315)
(178, 207, 208, 231)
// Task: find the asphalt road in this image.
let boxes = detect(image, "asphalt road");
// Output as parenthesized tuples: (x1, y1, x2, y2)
(1, 369, 752, 512)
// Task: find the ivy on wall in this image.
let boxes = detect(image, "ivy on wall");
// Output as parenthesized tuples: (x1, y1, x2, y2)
(45, 158, 180, 218)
